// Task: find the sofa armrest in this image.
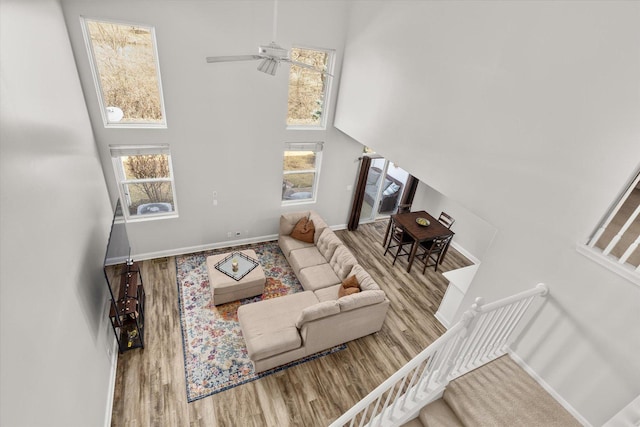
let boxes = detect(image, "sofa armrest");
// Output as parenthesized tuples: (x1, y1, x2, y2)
(279, 211, 310, 236)
(337, 289, 386, 312)
(300, 298, 390, 355)
(295, 300, 340, 328)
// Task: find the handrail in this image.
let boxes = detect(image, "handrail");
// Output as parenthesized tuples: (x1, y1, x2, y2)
(331, 322, 467, 427)
(330, 283, 548, 427)
(474, 283, 547, 313)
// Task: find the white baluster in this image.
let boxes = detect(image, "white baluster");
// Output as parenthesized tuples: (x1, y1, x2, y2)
(618, 234, 640, 264)
(589, 174, 640, 248)
(603, 204, 640, 255)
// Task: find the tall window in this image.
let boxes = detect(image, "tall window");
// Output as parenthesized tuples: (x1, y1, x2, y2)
(82, 18, 166, 127)
(286, 47, 334, 129)
(110, 145, 178, 221)
(282, 142, 323, 203)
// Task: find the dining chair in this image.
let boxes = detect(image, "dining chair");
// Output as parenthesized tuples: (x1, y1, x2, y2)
(397, 203, 411, 214)
(415, 235, 453, 273)
(382, 205, 411, 247)
(384, 219, 415, 265)
(438, 211, 455, 229)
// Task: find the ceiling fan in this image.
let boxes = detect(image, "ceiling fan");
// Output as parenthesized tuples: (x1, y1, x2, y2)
(205, 1, 332, 77)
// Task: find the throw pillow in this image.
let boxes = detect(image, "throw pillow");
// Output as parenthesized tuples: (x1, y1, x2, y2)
(383, 182, 401, 196)
(342, 275, 359, 289)
(290, 217, 315, 243)
(338, 275, 360, 298)
(338, 287, 360, 298)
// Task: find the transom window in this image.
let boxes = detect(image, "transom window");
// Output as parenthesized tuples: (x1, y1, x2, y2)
(286, 47, 334, 129)
(282, 142, 323, 204)
(81, 18, 166, 127)
(110, 145, 178, 221)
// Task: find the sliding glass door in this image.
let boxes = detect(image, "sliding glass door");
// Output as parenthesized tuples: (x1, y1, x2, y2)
(359, 157, 409, 223)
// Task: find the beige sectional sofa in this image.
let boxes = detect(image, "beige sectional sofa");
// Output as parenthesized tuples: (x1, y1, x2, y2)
(237, 210, 390, 373)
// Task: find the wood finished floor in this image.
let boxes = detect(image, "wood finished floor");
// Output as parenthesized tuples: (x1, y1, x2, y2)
(110, 220, 473, 427)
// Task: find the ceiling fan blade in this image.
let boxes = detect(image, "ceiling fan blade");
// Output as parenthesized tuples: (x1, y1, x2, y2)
(206, 55, 262, 63)
(286, 59, 333, 77)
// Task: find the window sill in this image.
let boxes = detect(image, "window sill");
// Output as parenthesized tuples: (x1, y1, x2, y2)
(286, 125, 326, 131)
(126, 213, 179, 223)
(576, 243, 640, 286)
(281, 199, 316, 207)
(105, 123, 167, 129)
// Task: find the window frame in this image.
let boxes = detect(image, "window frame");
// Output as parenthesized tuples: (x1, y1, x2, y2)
(80, 17, 168, 129)
(110, 145, 178, 222)
(286, 45, 335, 130)
(281, 142, 324, 205)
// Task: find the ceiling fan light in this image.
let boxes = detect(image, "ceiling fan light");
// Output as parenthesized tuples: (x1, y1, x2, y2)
(257, 58, 269, 73)
(257, 58, 278, 76)
(267, 59, 278, 75)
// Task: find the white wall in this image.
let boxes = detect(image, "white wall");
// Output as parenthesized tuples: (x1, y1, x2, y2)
(0, 0, 115, 426)
(61, 0, 365, 259)
(411, 182, 497, 263)
(335, 1, 640, 425)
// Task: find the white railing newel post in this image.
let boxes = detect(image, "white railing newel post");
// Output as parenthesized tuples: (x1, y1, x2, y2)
(536, 282, 548, 296)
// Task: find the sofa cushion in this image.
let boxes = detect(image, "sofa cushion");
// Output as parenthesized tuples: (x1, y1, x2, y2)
(329, 246, 358, 281)
(313, 284, 341, 302)
(238, 291, 319, 360)
(349, 264, 381, 291)
(316, 228, 342, 261)
(295, 300, 340, 328)
(279, 234, 315, 259)
(298, 264, 342, 291)
(289, 246, 326, 274)
(290, 216, 315, 243)
(308, 211, 329, 244)
(338, 290, 386, 312)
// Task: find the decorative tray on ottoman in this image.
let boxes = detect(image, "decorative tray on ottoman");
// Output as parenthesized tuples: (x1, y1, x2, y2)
(214, 251, 259, 281)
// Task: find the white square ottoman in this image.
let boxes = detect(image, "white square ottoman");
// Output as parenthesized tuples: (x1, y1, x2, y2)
(206, 249, 266, 305)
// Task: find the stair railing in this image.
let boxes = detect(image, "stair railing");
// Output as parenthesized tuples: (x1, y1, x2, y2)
(330, 283, 548, 427)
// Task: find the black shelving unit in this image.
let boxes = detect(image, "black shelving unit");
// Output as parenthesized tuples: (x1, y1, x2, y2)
(109, 262, 145, 353)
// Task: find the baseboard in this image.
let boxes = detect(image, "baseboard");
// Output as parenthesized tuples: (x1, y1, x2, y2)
(132, 224, 468, 265)
(132, 234, 279, 261)
(450, 241, 480, 265)
(104, 337, 118, 427)
(507, 349, 592, 427)
(604, 394, 640, 426)
(434, 311, 451, 329)
(132, 225, 348, 262)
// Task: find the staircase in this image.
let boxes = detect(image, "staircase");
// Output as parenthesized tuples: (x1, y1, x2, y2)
(330, 283, 578, 427)
(403, 355, 580, 426)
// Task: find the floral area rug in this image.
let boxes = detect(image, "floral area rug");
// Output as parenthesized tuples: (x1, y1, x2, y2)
(176, 240, 346, 402)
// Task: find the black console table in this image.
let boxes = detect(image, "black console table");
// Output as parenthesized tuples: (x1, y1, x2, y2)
(109, 262, 145, 353)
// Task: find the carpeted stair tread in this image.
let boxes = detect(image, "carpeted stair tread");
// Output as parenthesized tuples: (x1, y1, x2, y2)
(399, 418, 424, 427)
(419, 398, 464, 427)
(443, 355, 581, 426)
